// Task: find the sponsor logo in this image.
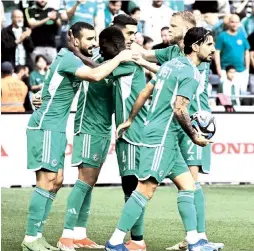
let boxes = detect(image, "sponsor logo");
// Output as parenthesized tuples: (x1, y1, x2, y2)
(212, 143, 254, 154)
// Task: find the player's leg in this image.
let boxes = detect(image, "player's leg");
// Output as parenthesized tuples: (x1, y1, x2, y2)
(37, 169, 64, 251)
(116, 140, 146, 250)
(106, 145, 175, 251)
(22, 130, 66, 251)
(105, 178, 156, 251)
(58, 134, 109, 250)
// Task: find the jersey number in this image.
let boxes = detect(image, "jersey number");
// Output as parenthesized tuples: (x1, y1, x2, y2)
(187, 140, 195, 154)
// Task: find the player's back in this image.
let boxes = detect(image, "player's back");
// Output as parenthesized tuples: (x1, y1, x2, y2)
(142, 56, 200, 147)
(112, 62, 147, 145)
(28, 48, 83, 132)
(74, 78, 114, 137)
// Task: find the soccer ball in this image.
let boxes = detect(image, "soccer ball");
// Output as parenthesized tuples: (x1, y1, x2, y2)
(190, 111, 216, 139)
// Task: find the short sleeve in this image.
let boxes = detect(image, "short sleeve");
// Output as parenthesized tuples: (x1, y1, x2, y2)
(215, 33, 224, 50)
(59, 53, 84, 76)
(112, 62, 136, 77)
(177, 74, 199, 101)
(155, 45, 181, 65)
(243, 37, 250, 50)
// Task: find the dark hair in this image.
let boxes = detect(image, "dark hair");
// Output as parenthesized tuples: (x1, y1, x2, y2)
(35, 54, 48, 65)
(184, 27, 212, 54)
(14, 65, 27, 74)
(99, 26, 126, 60)
(112, 14, 138, 29)
(161, 26, 169, 32)
(143, 36, 153, 45)
(225, 65, 236, 72)
(130, 7, 141, 15)
(70, 21, 94, 39)
(109, 1, 121, 4)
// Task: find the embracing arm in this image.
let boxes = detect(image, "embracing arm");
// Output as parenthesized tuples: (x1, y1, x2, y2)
(75, 50, 131, 82)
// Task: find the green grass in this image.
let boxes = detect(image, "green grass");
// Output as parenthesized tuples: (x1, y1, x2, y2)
(2, 186, 254, 251)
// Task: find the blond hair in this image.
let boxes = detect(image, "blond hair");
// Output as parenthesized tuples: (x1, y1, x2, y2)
(173, 11, 196, 27)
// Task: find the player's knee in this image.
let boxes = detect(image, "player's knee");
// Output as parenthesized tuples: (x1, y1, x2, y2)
(78, 167, 100, 186)
(121, 175, 138, 196)
(137, 178, 158, 200)
(53, 176, 64, 192)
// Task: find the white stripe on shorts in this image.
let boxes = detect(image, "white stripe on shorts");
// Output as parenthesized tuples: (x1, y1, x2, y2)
(151, 147, 164, 172)
(47, 131, 51, 163)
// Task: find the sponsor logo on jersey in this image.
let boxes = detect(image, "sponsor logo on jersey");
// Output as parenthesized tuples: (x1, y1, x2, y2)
(93, 153, 99, 162)
(159, 171, 164, 177)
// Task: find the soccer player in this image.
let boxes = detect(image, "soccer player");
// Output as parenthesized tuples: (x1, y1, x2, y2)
(131, 11, 224, 251)
(105, 27, 216, 251)
(33, 14, 148, 251)
(111, 14, 149, 251)
(21, 21, 132, 251)
(57, 24, 135, 251)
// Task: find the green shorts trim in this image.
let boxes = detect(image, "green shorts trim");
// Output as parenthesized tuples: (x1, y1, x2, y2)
(178, 130, 211, 173)
(116, 139, 140, 177)
(72, 133, 111, 168)
(27, 129, 67, 173)
(138, 145, 177, 183)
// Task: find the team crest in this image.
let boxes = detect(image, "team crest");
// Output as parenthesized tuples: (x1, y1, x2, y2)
(51, 159, 58, 167)
(93, 154, 99, 162)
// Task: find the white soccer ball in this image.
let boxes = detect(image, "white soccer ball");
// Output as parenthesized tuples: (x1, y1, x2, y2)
(191, 111, 216, 139)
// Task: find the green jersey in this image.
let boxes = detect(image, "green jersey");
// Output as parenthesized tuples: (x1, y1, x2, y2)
(28, 48, 83, 132)
(112, 62, 147, 145)
(155, 45, 211, 115)
(142, 57, 200, 147)
(74, 79, 114, 137)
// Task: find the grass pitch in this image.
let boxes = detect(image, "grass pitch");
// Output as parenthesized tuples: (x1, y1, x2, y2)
(1, 185, 254, 251)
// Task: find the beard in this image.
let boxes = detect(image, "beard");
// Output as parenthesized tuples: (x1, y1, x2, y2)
(170, 34, 184, 45)
(80, 47, 93, 57)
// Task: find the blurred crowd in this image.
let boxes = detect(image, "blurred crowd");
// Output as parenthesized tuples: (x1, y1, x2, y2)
(1, 0, 254, 112)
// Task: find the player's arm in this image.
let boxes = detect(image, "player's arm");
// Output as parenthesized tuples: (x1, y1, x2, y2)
(116, 82, 154, 138)
(75, 50, 132, 82)
(131, 42, 158, 63)
(174, 96, 210, 147)
(132, 53, 160, 73)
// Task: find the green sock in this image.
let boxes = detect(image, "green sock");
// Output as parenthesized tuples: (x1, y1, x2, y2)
(75, 189, 92, 228)
(38, 192, 56, 235)
(64, 180, 92, 230)
(195, 182, 206, 233)
(124, 195, 145, 241)
(117, 191, 148, 233)
(26, 187, 50, 236)
(131, 209, 145, 241)
(177, 190, 197, 232)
